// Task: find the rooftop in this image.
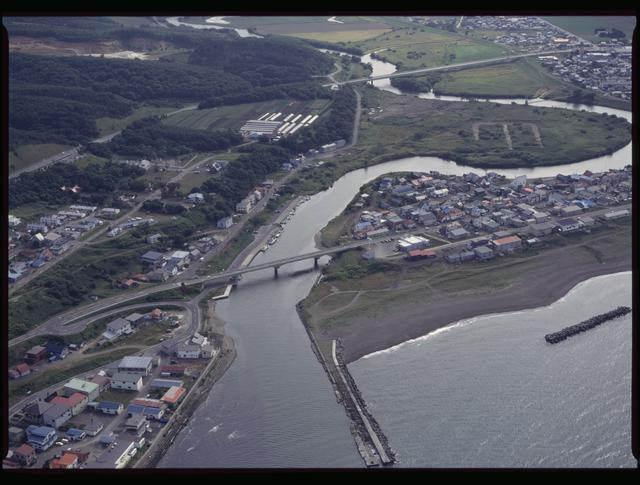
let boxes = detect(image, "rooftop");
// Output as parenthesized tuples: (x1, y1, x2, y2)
(118, 356, 153, 369)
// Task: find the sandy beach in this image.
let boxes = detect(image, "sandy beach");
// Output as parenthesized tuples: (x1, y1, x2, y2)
(304, 225, 632, 364)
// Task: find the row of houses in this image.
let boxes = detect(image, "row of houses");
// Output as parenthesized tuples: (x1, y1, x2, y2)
(351, 167, 631, 244)
(101, 308, 166, 341)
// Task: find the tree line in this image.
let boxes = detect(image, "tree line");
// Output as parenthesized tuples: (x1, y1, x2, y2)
(9, 162, 145, 209)
(86, 117, 243, 159)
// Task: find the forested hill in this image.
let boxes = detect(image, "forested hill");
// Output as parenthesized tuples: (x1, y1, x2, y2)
(188, 36, 334, 86)
(8, 53, 251, 149)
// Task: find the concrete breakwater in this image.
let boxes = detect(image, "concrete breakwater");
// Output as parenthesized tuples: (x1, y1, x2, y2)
(296, 302, 395, 467)
(544, 306, 631, 344)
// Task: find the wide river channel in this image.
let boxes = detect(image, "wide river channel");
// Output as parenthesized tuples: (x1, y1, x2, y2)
(159, 47, 633, 468)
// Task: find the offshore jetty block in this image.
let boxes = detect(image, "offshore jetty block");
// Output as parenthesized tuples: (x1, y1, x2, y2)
(545, 306, 631, 344)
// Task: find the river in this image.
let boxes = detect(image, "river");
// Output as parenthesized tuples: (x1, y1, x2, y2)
(159, 46, 632, 468)
(164, 16, 261, 38)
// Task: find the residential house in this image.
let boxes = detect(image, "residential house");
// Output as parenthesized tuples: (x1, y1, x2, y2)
(474, 246, 495, 260)
(217, 216, 233, 229)
(118, 356, 153, 375)
(187, 192, 205, 204)
(13, 444, 36, 467)
(9, 363, 31, 379)
(42, 403, 72, 429)
(530, 222, 556, 236)
(125, 414, 147, 433)
(63, 378, 100, 401)
(176, 343, 201, 359)
(110, 373, 143, 392)
(46, 341, 68, 360)
(140, 251, 165, 267)
(557, 218, 582, 232)
(23, 401, 53, 425)
(161, 386, 186, 407)
(169, 250, 190, 269)
(25, 426, 57, 452)
(124, 313, 146, 326)
(561, 204, 583, 216)
(492, 235, 522, 253)
(50, 392, 87, 416)
(91, 374, 111, 393)
(24, 345, 47, 365)
(96, 401, 124, 415)
(50, 452, 79, 469)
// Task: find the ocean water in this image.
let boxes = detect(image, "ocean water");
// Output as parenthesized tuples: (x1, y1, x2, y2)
(350, 271, 635, 468)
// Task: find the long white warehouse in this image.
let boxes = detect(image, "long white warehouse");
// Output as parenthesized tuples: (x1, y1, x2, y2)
(290, 114, 302, 124)
(299, 114, 313, 125)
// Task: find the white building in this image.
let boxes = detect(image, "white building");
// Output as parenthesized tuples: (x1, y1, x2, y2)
(110, 373, 143, 391)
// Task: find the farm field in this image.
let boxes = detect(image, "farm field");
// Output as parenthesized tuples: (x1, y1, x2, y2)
(162, 98, 332, 132)
(541, 16, 636, 42)
(349, 26, 511, 70)
(96, 104, 187, 137)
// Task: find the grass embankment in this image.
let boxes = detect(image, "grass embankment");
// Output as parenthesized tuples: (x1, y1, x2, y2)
(9, 143, 75, 174)
(541, 16, 636, 43)
(9, 233, 164, 338)
(349, 25, 510, 69)
(9, 348, 138, 406)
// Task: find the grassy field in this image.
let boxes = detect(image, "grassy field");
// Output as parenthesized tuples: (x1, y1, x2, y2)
(9, 143, 75, 174)
(96, 104, 184, 137)
(349, 26, 511, 70)
(430, 58, 565, 98)
(163, 98, 332, 132)
(352, 87, 631, 169)
(542, 16, 636, 42)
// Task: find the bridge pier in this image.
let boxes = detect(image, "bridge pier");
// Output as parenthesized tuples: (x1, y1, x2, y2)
(314, 257, 319, 269)
(274, 265, 280, 278)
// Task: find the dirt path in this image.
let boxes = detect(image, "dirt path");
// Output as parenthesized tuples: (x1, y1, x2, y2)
(524, 122, 544, 147)
(502, 123, 513, 150)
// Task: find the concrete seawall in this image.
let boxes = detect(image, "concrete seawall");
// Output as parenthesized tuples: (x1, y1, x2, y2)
(296, 302, 395, 467)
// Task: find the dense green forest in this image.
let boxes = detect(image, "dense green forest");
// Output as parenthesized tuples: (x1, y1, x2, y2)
(199, 81, 331, 108)
(9, 162, 145, 209)
(3, 16, 233, 46)
(8, 53, 251, 149)
(279, 88, 357, 153)
(188, 37, 334, 86)
(86, 117, 243, 158)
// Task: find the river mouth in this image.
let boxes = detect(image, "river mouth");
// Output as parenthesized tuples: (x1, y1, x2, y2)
(158, 42, 632, 469)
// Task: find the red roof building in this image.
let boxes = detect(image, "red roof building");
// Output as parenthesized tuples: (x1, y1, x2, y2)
(161, 386, 186, 405)
(50, 452, 78, 469)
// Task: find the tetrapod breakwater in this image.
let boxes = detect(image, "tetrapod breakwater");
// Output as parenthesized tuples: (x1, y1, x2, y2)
(544, 306, 631, 344)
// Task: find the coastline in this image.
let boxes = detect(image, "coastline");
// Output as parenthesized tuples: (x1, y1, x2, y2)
(134, 301, 236, 468)
(341, 252, 631, 364)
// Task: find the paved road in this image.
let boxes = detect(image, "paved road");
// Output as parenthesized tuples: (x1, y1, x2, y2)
(9, 146, 82, 179)
(328, 49, 574, 86)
